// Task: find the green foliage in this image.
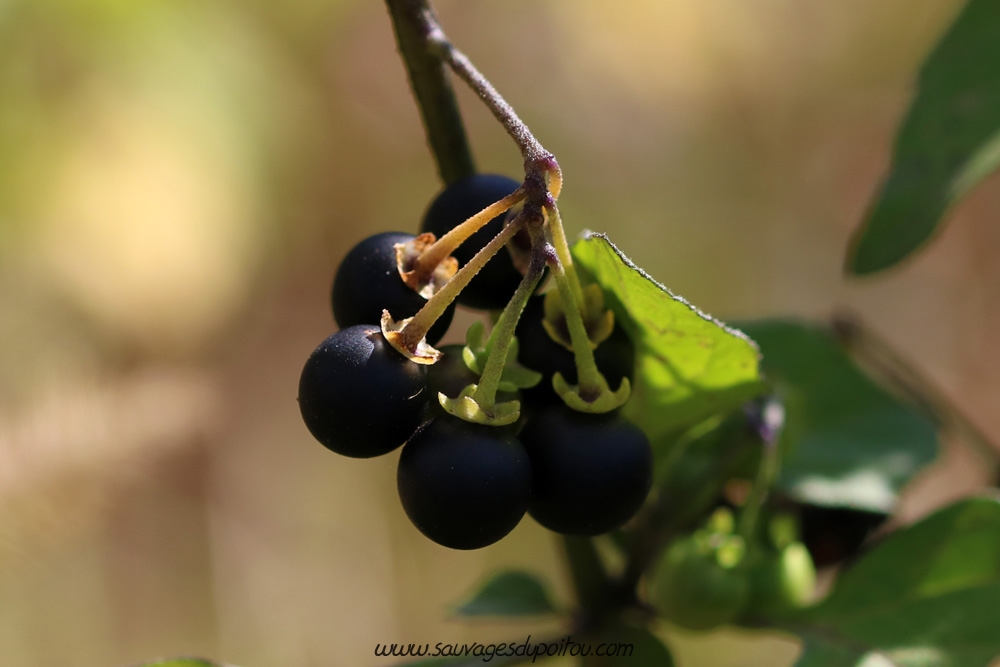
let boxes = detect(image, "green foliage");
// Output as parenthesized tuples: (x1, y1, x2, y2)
(453, 570, 559, 618)
(571, 232, 765, 442)
(791, 496, 1000, 666)
(739, 319, 938, 513)
(847, 0, 1000, 274)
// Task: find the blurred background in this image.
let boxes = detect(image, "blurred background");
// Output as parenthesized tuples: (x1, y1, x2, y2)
(0, 0, 996, 665)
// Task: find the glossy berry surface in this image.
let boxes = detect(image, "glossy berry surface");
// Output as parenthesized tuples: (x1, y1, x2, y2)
(331, 231, 454, 345)
(420, 174, 528, 310)
(397, 416, 531, 550)
(515, 295, 634, 408)
(519, 405, 652, 536)
(298, 324, 428, 458)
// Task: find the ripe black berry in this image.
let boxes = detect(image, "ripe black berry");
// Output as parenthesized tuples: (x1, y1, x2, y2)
(520, 406, 652, 536)
(332, 232, 454, 345)
(298, 324, 428, 458)
(420, 174, 530, 310)
(397, 416, 532, 550)
(515, 295, 635, 407)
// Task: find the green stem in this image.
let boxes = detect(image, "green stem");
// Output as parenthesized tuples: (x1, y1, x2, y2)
(471, 229, 546, 412)
(562, 536, 610, 616)
(384, 0, 475, 184)
(738, 439, 780, 542)
(545, 203, 584, 305)
(549, 257, 603, 396)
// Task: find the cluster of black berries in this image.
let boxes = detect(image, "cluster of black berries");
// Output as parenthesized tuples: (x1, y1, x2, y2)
(298, 174, 653, 550)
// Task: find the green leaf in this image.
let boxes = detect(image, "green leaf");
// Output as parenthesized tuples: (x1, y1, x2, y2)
(847, 0, 1000, 274)
(453, 570, 558, 617)
(738, 319, 938, 513)
(571, 232, 765, 442)
(792, 496, 1000, 667)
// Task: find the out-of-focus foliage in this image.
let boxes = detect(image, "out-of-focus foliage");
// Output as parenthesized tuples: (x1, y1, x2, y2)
(848, 0, 1000, 275)
(792, 497, 1000, 667)
(739, 319, 938, 513)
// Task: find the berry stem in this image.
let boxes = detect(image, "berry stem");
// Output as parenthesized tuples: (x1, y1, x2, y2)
(397, 215, 527, 350)
(544, 202, 585, 307)
(414, 189, 526, 275)
(384, 0, 476, 184)
(548, 242, 604, 398)
(471, 222, 547, 412)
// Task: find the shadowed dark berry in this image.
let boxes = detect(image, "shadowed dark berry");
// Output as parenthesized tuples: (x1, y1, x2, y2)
(516, 295, 635, 408)
(520, 405, 652, 536)
(332, 231, 454, 345)
(397, 416, 532, 550)
(298, 324, 428, 458)
(420, 174, 532, 310)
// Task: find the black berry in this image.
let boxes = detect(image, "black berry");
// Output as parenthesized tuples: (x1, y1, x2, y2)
(298, 324, 428, 458)
(397, 416, 532, 550)
(420, 174, 531, 310)
(520, 406, 652, 536)
(332, 232, 454, 345)
(516, 295, 635, 407)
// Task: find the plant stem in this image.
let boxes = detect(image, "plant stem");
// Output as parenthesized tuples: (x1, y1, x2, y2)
(409, 0, 563, 196)
(562, 536, 611, 617)
(384, 0, 475, 184)
(472, 226, 547, 412)
(429, 36, 546, 164)
(398, 216, 525, 349)
(737, 437, 780, 542)
(545, 203, 584, 305)
(414, 189, 525, 275)
(549, 255, 603, 397)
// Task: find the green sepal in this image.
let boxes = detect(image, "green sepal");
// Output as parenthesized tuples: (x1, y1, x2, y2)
(438, 387, 520, 426)
(462, 321, 542, 390)
(541, 284, 615, 351)
(552, 371, 631, 413)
